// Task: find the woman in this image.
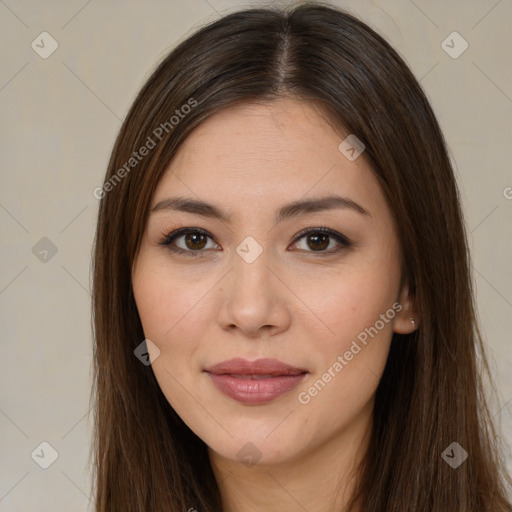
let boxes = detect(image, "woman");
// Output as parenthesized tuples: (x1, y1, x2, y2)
(91, 3, 512, 510)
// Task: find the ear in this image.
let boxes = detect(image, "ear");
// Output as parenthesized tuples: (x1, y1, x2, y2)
(393, 279, 419, 334)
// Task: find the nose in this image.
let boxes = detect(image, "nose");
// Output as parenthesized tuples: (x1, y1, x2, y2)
(216, 248, 292, 339)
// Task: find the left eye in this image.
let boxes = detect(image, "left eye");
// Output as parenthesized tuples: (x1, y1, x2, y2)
(159, 227, 351, 256)
(291, 227, 351, 253)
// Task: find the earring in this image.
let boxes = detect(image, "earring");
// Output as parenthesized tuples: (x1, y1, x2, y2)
(409, 317, 415, 326)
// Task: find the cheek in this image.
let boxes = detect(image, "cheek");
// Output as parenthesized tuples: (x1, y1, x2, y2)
(132, 264, 212, 379)
(292, 286, 396, 440)
(295, 252, 400, 408)
(302, 257, 400, 347)
(133, 268, 211, 415)
(134, 260, 203, 337)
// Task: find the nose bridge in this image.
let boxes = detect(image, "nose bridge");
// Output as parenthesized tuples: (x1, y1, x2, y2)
(230, 237, 273, 302)
(217, 236, 290, 335)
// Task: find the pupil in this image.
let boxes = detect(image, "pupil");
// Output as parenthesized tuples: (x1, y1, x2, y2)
(308, 233, 329, 251)
(186, 232, 207, 250)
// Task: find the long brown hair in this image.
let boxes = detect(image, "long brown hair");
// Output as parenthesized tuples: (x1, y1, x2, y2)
(90, 3, 512, 510)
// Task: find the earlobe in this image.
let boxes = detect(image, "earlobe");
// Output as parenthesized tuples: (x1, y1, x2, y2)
(393, 280, 419, 334)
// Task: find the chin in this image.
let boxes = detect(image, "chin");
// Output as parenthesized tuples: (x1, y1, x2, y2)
(203, 422, 311, 468)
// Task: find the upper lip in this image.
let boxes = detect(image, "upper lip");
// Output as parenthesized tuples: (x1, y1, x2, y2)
(204, 358, 307, 376)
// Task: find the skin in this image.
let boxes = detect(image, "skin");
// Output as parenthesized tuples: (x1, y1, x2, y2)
(132, 97, 418, 512)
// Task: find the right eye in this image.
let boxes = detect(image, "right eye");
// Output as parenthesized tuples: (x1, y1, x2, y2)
(159, 228, 220, 256)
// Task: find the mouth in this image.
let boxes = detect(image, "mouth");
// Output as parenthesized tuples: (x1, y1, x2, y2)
(204, 358, 308, 404)
(220, 373, 299, 379)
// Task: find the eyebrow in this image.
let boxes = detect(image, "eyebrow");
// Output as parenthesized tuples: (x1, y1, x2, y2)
(151, 194, 370, 222)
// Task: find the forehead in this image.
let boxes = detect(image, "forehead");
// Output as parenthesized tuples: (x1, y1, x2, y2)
(151, 98, 386, 219)
(171, 98, 347, 172)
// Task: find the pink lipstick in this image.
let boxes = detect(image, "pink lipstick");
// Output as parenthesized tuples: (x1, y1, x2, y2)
(204, 358, 308, 404)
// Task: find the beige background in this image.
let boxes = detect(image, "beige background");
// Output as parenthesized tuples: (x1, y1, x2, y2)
(0, 0, 511, 510)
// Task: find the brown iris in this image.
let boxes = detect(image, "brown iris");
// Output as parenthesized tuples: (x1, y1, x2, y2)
(185, 232, 208, 250)
(306, 233, 329, 251)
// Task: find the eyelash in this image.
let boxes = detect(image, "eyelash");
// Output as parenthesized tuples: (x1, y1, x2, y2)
(158, 226, 352, 257)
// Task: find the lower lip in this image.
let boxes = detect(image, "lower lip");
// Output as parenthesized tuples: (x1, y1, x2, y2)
(206, 372, 307, 404)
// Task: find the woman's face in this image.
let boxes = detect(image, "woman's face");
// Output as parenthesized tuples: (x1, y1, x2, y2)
(132, 98, 416, 467)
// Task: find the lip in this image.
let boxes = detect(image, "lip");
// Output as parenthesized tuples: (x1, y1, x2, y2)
(204, 357, 307, 376)
(204, 358, 308, 404)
